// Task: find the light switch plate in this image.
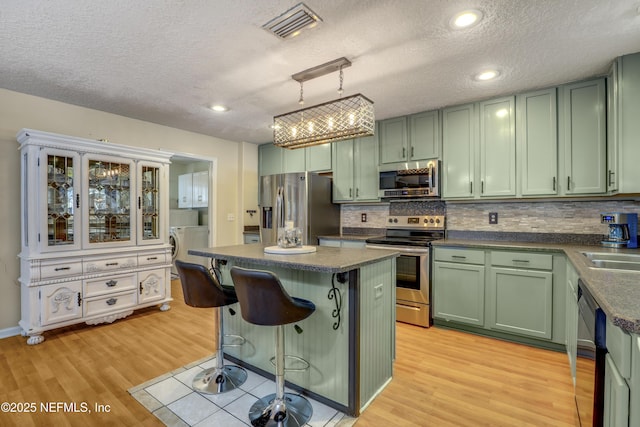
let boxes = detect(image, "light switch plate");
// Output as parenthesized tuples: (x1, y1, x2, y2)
(489, 212, 498, 224)
(374, 284, 383, 299)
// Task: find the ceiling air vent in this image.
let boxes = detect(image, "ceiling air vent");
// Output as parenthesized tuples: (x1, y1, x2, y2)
(263, 3, 322, 39)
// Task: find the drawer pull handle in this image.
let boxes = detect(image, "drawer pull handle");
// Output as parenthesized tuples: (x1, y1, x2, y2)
(512, 259, 530, 263)
(451, 255, 467, 259)
(105, 280, 117, 287)
(147, 257, 158, 261)
(106, 262, 119, 266)
(106, 298, 117, 306)
(54, 267, 71, 271)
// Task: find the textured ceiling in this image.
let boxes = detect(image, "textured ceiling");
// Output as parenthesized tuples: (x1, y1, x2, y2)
(2, 1, 640, 143)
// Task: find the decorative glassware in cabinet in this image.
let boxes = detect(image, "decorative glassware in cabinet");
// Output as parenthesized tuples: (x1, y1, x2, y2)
(141, 165, 160, 240)
(46, 154, 75, 247)
(87, 159, 131, 243)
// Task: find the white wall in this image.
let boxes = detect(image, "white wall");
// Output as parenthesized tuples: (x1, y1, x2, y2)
(0, 88, 249, 331)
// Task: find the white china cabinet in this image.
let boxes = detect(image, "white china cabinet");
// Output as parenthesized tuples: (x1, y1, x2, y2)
(18, 129, 173, 345)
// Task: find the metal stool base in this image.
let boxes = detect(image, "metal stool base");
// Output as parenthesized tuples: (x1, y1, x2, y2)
(192, 365, 247, 395)
(249, 392, 313, 427)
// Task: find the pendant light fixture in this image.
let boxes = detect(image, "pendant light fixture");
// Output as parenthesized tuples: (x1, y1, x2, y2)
(273, 57, 375, 149)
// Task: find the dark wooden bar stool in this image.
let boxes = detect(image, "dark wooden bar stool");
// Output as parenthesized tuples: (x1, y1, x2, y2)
(230, 266, 316, 427)
(175, 260, 247, 394)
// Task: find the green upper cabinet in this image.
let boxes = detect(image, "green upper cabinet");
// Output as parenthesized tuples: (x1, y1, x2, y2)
(409, 110, 440, 160)
(379, 111, 439, 165)
(332, 139, 355, 201)
(305, 143, 332, 172)
(332, 135, 379, 203)
(282, 146, 306, 173)
(559, 78, 607, 195)
(517, 88, 558, 196)
(607, 61, 619, 193)
(379, 117, 408, 164)
(354, 134, 380, 201)
(616, 52, 640, 194)
(258, 142, 331, 176)
(479, 97, 516, 197)
(258, 143, 283, 177)
(442, 103, 476, 199)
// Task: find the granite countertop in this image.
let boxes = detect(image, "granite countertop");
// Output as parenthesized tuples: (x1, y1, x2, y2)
(189, 243, 399, 274)
(432, 239, 640, 334)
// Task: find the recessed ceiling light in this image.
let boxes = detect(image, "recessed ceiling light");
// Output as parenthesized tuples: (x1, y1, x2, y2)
(210, 105, 228, 112)
(475, 70, 500, 81)
(450, 9, 483, 29)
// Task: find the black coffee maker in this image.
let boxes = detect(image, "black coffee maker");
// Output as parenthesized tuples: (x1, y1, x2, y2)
(601, 213, 638, 248)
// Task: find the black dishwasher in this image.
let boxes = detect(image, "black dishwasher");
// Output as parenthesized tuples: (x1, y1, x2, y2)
(575, 280, 606, 427)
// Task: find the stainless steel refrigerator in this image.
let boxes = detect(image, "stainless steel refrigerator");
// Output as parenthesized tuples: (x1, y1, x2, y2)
(260, 172, 340, 246)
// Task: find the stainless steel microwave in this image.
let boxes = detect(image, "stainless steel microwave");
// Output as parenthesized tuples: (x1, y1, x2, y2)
(378, 160, 440, 199)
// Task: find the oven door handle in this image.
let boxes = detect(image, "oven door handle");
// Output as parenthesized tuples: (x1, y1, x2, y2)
(366, 244, 430, 254)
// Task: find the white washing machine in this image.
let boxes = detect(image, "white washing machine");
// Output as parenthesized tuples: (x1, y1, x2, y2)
(170, 225, 209, 277)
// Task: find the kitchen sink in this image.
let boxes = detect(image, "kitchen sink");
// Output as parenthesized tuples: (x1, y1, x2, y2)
(582, 252, 640, 272)
(583, 252, 640, 263)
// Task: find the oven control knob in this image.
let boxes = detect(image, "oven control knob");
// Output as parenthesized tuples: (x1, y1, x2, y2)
(393, 218, 398, 223)
(435, 218, 440, 223)
(430, 218, 434, 223)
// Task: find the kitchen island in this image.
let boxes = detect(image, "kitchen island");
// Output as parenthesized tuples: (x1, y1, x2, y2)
(188, 243, 399, 417)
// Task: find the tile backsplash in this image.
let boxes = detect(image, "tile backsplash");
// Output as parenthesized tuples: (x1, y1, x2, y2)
(340, 200, 640, 236)
(446, 200, 640, 235)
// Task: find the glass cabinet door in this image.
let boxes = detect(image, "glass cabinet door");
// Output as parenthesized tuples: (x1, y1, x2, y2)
(138, 162, 162, 244)
(41, 149, 81, 252)
(85, 156, 134, 247)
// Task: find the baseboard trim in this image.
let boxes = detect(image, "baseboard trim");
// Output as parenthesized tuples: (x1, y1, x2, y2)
(0, 326, 22, 339)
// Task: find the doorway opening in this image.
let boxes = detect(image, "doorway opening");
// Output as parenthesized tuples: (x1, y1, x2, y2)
(168, 153, 217, 277)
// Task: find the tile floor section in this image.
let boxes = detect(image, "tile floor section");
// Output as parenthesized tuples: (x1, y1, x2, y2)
(128, 355, 356, 427)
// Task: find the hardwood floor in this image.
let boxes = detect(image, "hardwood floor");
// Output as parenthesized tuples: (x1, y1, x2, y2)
(356, 325, 579, 427)
(0, 280, 578, 426)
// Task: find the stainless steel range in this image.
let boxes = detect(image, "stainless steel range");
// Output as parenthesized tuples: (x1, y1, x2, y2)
(365, 215, 445, 327)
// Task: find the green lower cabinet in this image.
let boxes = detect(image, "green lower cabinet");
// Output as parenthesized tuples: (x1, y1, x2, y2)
(433, 261, 485, 326)
(487, 267, 553, 339)
(630, 335, 640, 427)
(604, 353, 630, 427)
(318, 238, 341, 247)
(433, 247, 566, 349)
(318, 238, 366, 249)
(566, 262, 579, 386)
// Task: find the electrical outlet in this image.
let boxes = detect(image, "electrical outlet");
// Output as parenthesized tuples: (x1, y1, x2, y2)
(227, 213, 235, 221)
(374, 284, 383, 299)
(361, 213, 367, 222)
(489, 212, 498, 224)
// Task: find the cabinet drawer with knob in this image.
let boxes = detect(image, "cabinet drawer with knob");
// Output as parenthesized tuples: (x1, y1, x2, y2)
(434, 247, 485, 265)
(83, 255, 137, 273)
(137, 251, 168, 266)
(40, 260, 83, 280)
(490, 251, 552, 270)
(84, 273, 136, 298)
(83, 290, 137, 318)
